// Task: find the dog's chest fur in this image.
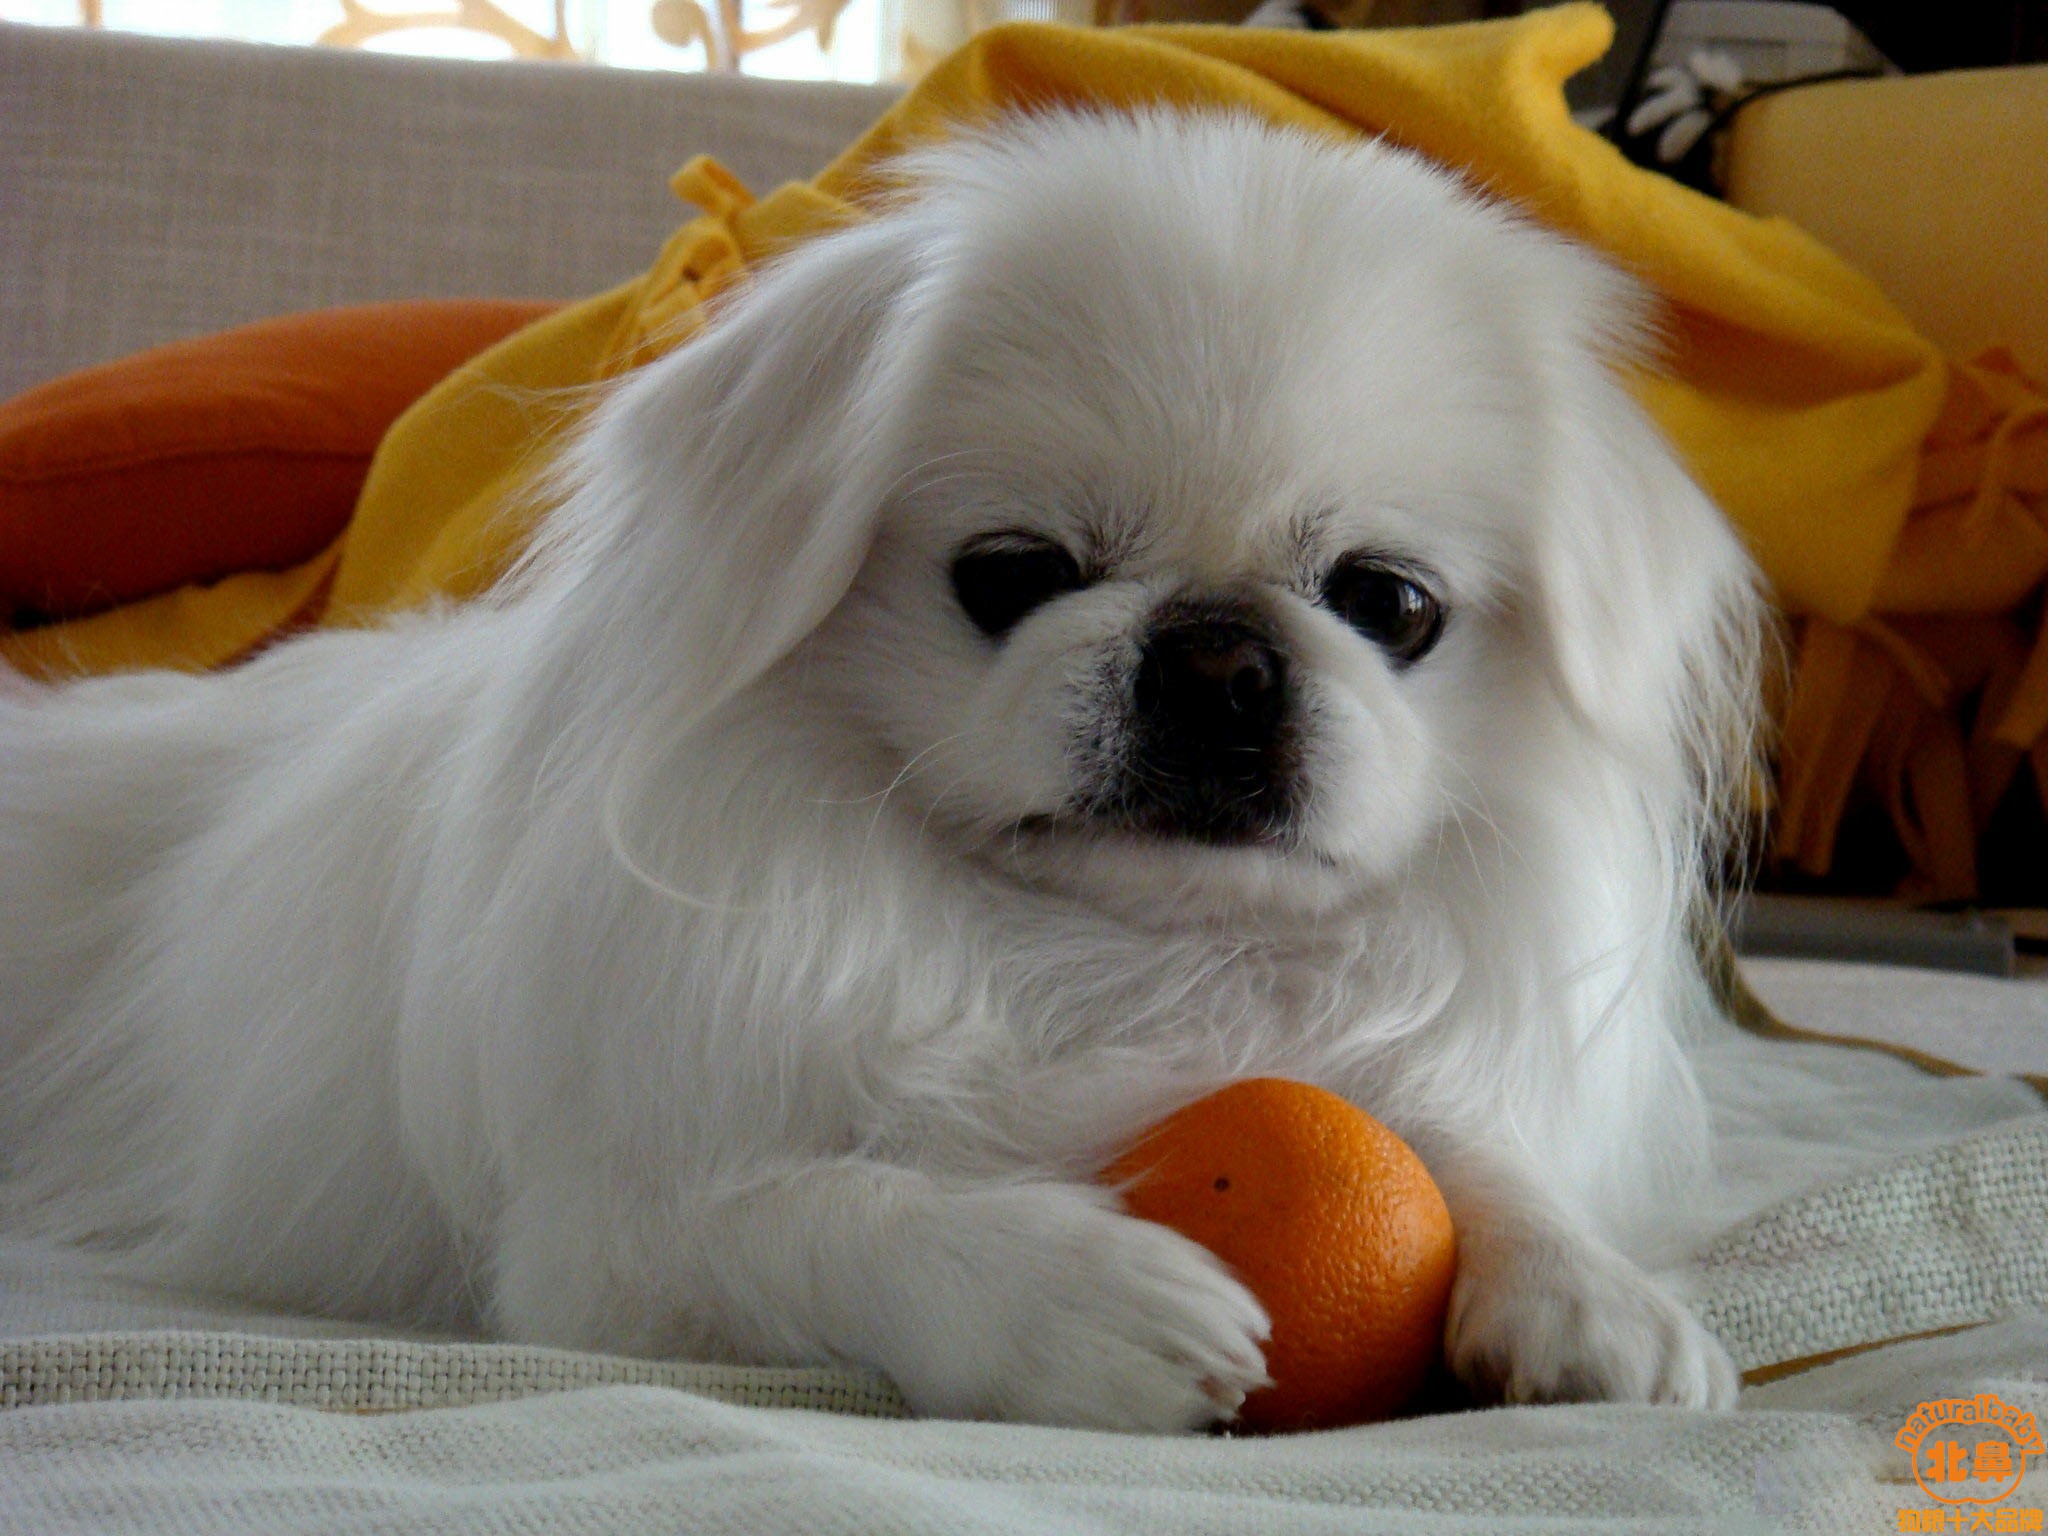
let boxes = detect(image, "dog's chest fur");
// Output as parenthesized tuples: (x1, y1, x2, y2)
(843, 886, 1433, 1178)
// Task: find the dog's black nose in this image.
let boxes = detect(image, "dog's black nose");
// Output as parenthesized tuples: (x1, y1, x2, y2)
(1135, 620, 1285, 748)
(1126, 613, 1290, 841)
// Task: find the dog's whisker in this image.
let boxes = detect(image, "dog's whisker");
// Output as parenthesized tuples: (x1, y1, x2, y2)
(845, 727, 987, 886)
(822, 729, 978, 809)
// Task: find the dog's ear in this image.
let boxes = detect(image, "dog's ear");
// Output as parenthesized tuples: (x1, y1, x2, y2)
(542, 214, 927, 720)
(1523, 251, 1764, 806)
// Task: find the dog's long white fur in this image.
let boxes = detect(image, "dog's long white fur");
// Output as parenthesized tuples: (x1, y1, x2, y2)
(1, 113, 1763, 1429)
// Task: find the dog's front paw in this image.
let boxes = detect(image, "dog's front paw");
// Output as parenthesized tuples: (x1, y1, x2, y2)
(888, 1184, 1271, 1433)
(1445, 1229, 1735, 1409)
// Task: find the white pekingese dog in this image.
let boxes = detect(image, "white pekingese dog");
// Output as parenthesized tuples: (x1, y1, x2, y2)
(1, 112, 1762, 1430)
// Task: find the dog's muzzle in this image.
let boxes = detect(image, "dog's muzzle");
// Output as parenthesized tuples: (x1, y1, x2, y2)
(1113, 605, 1294, 843)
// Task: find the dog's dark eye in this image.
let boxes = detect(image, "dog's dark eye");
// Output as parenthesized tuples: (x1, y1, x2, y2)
(951, 534, 1084, 638)
(1321, 558, 1444, 664)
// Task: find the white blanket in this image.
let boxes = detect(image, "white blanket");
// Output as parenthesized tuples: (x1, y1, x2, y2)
(5, 958, 2047, 1534)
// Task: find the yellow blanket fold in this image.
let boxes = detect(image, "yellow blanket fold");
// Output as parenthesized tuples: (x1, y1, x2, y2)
(1772, 350, 2048, 900)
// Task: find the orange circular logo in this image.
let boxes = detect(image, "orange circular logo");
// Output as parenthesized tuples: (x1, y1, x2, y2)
(1898, 1393, 2043, 1507)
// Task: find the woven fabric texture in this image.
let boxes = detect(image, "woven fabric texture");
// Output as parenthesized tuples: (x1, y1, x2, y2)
(3, 967, 2048, 1531)
(0, 1332, 905, 1417)
(0, 22, 897, 398)
(4, 1362, 2038, 1532)
(1698, 1116, 2048, 1372)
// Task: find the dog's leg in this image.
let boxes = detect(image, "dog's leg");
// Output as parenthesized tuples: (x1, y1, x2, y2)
(1420, 1141, 1738, 1409)
(490, 1161, 1271, 1431)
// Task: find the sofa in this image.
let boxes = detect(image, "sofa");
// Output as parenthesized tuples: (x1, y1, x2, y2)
(1, 21, 898, 399)
(5, 18, 2048, 1532)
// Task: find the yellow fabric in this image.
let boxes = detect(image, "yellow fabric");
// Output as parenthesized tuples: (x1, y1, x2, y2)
(0, 552, 335, 678)
(7, 3, 1952, 688)
(1717, 65, 2048, 899)
(1725, 65, 2048, 383)
(328, 293, 628, 619)
(1770, 351, 2048, 900)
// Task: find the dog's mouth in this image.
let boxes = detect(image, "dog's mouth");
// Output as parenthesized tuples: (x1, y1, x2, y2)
(1003, 724, 1308, 858)
(988, 807, 1350, 929)
(1006, 804, 1318, 861)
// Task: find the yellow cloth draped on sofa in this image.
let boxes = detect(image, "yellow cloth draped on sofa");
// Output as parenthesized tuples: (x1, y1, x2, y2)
(7, 4, 2044, 898)
(1773, 350, 2048, 899)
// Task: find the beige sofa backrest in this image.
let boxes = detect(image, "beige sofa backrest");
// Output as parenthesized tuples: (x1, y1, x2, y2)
(0, 21, 899, 395)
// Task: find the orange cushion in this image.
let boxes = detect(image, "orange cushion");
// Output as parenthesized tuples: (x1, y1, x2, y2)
(0, 299, 559, 625)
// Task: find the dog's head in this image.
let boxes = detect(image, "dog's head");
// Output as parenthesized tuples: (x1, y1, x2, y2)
(560, 112, 1760, 927)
